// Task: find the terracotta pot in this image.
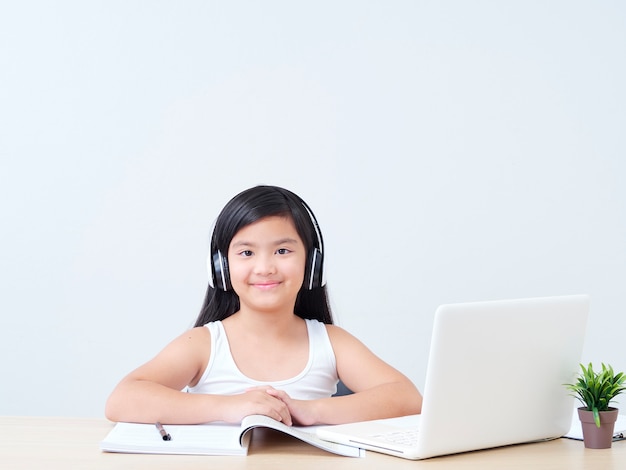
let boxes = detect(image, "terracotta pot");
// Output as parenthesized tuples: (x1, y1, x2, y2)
(577, 407, 619, 449)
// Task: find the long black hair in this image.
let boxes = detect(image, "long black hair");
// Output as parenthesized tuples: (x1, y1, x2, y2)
(194, 185, 334, 327)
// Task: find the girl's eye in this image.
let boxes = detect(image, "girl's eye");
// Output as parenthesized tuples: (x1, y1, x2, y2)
(276, 248, 291, 255)
(240, 250, 253, 257)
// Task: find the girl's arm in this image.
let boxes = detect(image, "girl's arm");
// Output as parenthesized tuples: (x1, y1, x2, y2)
(266, 325, 423, 425)
(104, 327, 292, 425)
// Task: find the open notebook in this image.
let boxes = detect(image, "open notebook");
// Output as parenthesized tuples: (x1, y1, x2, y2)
(317, 295, 590, 459)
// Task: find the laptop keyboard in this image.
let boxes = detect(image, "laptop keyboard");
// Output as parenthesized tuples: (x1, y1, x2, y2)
(371, 429, 419, 447)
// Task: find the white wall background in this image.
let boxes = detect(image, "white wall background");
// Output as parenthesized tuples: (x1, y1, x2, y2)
(1, 1, 625, 417)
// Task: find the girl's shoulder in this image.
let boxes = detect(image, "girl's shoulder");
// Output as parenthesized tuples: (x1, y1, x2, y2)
(324, 323, 359, 345)
(167, 324, 213, 352)
(324, 323, 349, 334)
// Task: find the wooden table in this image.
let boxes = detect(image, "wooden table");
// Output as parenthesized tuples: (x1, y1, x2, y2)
(1, 416, 624, 469)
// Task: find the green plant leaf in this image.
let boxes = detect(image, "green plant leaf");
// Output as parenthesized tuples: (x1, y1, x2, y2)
(593, 406, 601, 428)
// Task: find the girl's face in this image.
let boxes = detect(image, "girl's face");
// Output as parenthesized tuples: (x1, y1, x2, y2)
(227, 215, 307, 314)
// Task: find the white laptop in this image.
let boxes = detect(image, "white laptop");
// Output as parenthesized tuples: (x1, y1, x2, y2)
(317, 295, 590, 459)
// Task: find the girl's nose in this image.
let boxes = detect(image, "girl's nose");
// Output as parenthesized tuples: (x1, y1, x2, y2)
(253, 253, 276, 275)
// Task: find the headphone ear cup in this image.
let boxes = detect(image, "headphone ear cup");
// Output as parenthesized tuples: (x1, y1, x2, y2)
(304, 247, 324, 290)
(209, 250, 231, 291)
(207, 253, 215, 288)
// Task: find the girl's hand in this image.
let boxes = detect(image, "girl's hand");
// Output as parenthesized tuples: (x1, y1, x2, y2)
(249, 386, 319, 426)
(219, 389, 293, 425)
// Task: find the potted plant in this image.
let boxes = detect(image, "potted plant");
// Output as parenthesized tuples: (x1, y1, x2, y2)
(565, 362, 626, 449)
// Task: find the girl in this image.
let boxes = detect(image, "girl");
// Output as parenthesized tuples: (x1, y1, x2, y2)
(105, 185, 422, 426)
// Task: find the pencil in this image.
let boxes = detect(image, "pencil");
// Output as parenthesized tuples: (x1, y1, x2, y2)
(155, 422, 171, 441)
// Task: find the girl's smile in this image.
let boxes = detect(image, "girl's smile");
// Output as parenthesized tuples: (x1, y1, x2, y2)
(252, 281, 281, 289)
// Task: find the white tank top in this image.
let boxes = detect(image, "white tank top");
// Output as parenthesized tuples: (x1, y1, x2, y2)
(188, 318, 339, 399)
